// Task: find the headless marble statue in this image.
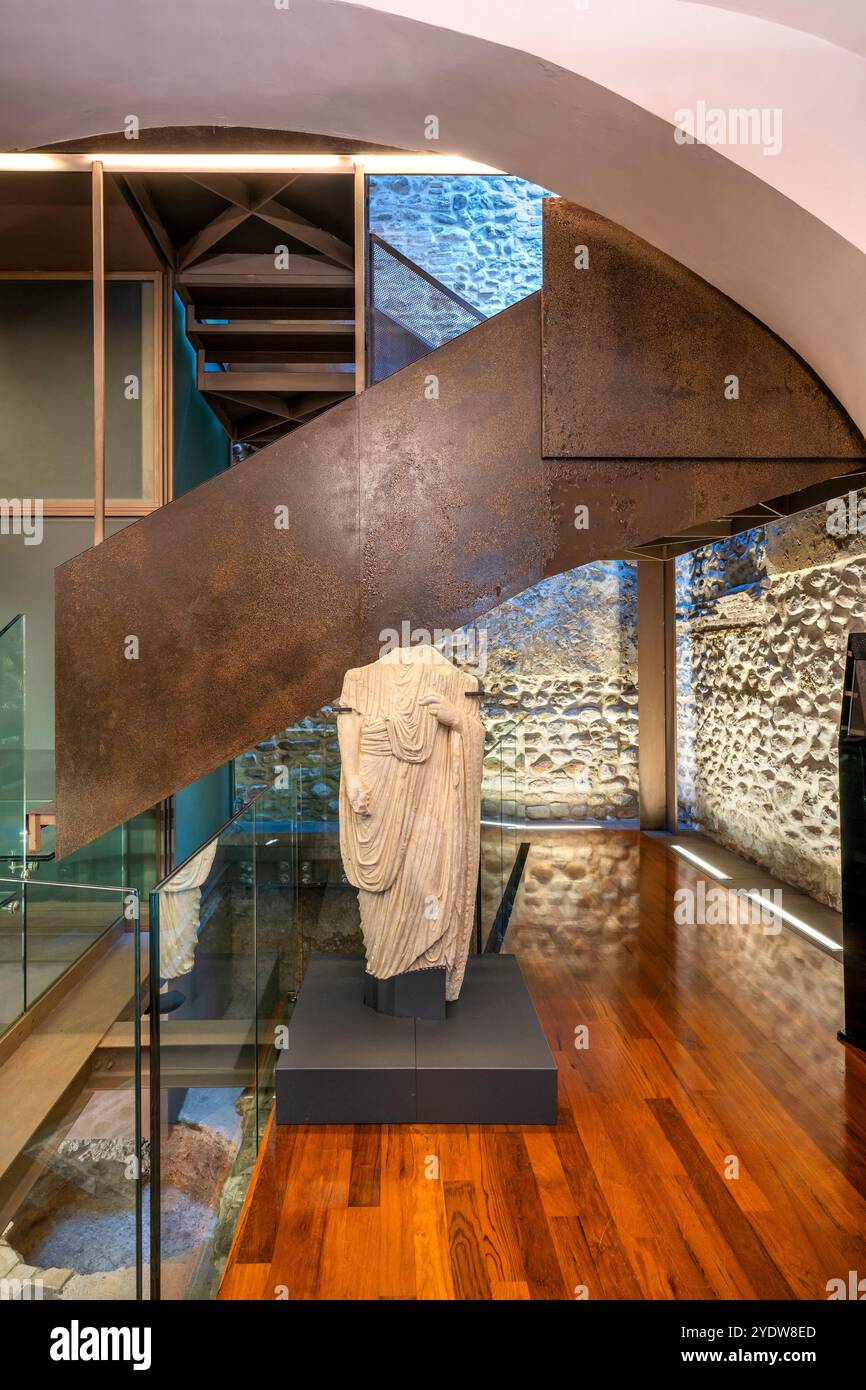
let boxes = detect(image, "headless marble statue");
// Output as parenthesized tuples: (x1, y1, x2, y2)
(337, 644, 484, 1001)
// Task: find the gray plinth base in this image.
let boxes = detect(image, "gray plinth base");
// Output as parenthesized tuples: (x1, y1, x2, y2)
(275, 953, 557, 1125)
(364, 965, 446, 1019)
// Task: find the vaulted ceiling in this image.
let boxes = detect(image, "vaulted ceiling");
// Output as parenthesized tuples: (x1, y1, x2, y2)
(3, 0, 862, 444)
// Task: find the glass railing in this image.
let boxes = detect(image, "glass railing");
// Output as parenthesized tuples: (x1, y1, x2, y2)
(0, 690, 532, 1301)
(0, 806, 158, 1038)
(0, 875, 145, 1301)
(0, 614, 27, 1033)
(145, 702, 528, 1299)
(0, 614, 25, 875)
(479, 713, 528, 951)
(148, 784, 294, 1300)
(367, 233, 485, 384)
(0, 607, 159, 1038)
(276, 719, 358, 988)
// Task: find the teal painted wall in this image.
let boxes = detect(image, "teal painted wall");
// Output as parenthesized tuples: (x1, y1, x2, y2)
(175, 763, 233, 864)
(172, 292, 230, 497)
(172, 293, 232, 861)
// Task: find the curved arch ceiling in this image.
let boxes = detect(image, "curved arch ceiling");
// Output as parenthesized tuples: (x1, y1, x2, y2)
(682, 1, 866, 56)
(1, 0, 863, 433)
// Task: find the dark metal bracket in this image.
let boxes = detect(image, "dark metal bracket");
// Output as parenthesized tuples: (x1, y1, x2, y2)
(484, 842, 531, 955)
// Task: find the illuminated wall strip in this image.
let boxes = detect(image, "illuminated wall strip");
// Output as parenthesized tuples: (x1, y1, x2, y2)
(0, 153, 502, 175)
(480, 819, 608, 831)
(670, 843, 731, 879)
(743, 891, 842, 952)
(670, 845, 841, 951)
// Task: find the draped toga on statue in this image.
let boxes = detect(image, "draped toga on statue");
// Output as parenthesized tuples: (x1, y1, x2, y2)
(337, 645, 484, 1001)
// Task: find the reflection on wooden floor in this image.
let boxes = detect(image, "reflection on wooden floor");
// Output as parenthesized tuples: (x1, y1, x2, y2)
(220, 830, 866, 1300)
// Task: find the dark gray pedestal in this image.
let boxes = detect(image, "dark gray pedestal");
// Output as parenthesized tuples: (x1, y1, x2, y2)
(275, 953, 557, 1125)
(364, 965, 446, 1019)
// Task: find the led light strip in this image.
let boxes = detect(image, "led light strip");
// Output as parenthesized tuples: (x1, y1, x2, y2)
(480, 819, 607, 831)
(0, 152, 502, 175)
(670, 843, 731, 879)
(743, 891, 842, 953)
(671, 843, 841, 952)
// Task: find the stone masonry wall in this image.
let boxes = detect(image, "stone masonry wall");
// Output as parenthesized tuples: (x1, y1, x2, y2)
(677, 497, 866, 909)
(237, 561, 639, 826)
(460, 561, 639, 822)
(368, 174, 551, 315)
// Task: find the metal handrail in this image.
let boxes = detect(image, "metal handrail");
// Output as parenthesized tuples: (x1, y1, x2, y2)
(0, 611, 24, 641)
(150, 779, 278, 897)
(0, 875, 137, 894)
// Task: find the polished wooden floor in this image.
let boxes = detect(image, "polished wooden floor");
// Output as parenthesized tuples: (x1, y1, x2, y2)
(219, 831, 866, 1300)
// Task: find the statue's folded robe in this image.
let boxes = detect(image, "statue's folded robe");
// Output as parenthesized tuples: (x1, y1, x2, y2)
(339, 648, 483, 1001)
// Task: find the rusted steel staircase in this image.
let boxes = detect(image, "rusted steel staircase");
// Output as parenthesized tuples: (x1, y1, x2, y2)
(54, 199, 865, 856)
(123, 172, 358, 448)
(182, 257, 356, 450)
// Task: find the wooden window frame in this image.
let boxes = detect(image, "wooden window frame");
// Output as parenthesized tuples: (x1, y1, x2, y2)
(0, 268, 166, 518)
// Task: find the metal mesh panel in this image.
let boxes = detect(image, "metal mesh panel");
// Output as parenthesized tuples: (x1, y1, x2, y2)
(369, 237, 484, 383)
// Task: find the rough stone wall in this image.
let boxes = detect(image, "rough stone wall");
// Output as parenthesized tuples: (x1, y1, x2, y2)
(677, 499, 866, 908)
(236, 724, 339, 825)
(368, 174, 550, 315)
(237, 560, 639, 825)
(461, 561, 639, 822)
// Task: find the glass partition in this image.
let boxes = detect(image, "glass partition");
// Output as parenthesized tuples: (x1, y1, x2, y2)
(251, 791, 296, 1145)
(0, 881, 24, 1039)
(149, 787, 295, 1299)
(0, 615, 26, 1032)
(0, 602, 159, 1038)
(0, 614, 25, 872)
(479, 714, 527, 950)
(148, 703, 529, 1297)
(367, 234, 485, 383)
(290, 719, 361, 984)
(366, 173, 552, 385)
(24, 832, 128, 1008)
(0, 812, 148, 1032)
(0, 876, 144, 1301)
(0, 277, 158, 504)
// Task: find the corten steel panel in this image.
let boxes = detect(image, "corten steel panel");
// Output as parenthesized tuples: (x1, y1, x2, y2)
(541, 457, 857, 578)
(55, 398, 360, 856)
(358, 295, 546, 656)
(55, 284, 862, 856)
(542, 199, 866, 460)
